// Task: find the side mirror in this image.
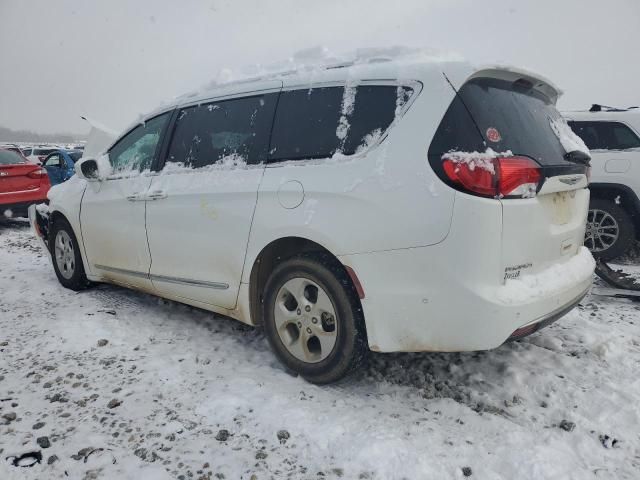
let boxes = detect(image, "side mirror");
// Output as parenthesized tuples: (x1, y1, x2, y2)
(75, 158, 99, 180)
(75, 154, 112, 181)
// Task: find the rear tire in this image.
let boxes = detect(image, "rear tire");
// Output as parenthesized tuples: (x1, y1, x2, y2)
(50, 217, 91, 291)
(585, 198, 635, 261)
(262, 253, 367, 384)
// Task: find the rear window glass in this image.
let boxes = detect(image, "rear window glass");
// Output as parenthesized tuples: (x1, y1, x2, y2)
(166, 93, 277, 168)
(269, 85, 412, 161)
(430, 77, 567, 166)
(0, 150, 26, 165)
(567, 121, 640, 150)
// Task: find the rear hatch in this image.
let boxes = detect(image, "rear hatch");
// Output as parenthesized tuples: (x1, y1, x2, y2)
(429, 68, 590, 282)
(0, 150, 46, 196)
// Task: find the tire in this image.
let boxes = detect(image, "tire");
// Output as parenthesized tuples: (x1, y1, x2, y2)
(585, 198, 636, 261)
(262, 253, 368, 384)
(50, 217, 92, 291)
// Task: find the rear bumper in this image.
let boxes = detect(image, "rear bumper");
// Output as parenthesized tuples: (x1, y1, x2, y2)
(340, 245, 593, 353)
(0, 200, 45, 217)
(28, 204, 51, 253)
(505, 286, 589, 342)
(338, 190, 594, 353)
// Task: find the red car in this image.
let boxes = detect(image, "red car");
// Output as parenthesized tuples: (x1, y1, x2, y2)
(0, 148, 50, 218)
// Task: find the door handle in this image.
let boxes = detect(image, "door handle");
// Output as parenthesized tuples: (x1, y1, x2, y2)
(126, 192, 144, 201)
(146, 190, 168, 200)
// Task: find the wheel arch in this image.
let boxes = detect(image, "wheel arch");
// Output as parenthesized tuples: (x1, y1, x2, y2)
(247, 236, 364, 327)
(48, 208, 92, 277)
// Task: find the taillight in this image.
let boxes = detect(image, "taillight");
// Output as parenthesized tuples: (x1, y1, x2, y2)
(442, 154, 541, 199)
(27, 168, 48, 179)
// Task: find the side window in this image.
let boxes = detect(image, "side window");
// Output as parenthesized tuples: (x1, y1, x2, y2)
(166, 94, 277, 169)
(569, 121, 640, 150)
(44, 154, 62, 167)
(269, 85, 413, 161)
(611, 123, 640, 149)
(568, 121, 601, 150)
(109, 112, 170, 173)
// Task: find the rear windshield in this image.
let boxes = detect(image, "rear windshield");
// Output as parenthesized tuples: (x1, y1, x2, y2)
(0, 150, 26, 165)
(429, 77, 568, 166)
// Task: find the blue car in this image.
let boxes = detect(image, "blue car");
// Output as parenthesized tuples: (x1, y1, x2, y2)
(42, 150, 83, 185)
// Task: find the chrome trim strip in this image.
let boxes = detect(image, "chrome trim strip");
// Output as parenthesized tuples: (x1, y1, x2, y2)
(94, 264, 149, 279)
(151, 273, 228, 290)
(93, 264, 229, 289)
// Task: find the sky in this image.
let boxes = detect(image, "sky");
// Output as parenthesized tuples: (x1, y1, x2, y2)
(1, 0, 639, 136)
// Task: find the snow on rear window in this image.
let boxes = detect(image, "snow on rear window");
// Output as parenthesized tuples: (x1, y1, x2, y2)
(550, 117, 591, 156)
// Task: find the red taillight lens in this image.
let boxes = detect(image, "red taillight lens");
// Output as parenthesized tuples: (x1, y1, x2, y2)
(496, 157, 541, 197)
(442, 158, 496, 196)
(27, 167, 48, 179)
(442, 155, 541, 198)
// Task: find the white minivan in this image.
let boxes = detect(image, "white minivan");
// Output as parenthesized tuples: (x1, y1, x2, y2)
(31, 54, 595, 383)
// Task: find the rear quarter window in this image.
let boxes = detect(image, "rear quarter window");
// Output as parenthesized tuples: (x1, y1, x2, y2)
(269, 85, 413, 161)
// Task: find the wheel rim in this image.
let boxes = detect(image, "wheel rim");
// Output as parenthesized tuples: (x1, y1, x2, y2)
(585, 208, 620, 253)
(274, 277, 338, 364)
(54, 230, 75, 280)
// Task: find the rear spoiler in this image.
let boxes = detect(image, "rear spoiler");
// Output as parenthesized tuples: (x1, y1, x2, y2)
(445, 65, 562, 105)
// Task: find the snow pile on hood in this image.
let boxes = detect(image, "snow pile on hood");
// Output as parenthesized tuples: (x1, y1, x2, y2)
(550, 117, 591, 157)
(497, 247, 595, 305)
(442, 148, 514, 174)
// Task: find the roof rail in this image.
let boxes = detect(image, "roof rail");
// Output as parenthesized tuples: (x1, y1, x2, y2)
(590, 104, 638, 112)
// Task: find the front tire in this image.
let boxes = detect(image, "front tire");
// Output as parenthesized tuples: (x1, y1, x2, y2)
(262, 253, 367, 384)
(585, 198, 636, 261)
(50, 218, 91, 291)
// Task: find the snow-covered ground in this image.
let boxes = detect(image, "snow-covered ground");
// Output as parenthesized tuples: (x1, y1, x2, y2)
(1, 219, 639, 480)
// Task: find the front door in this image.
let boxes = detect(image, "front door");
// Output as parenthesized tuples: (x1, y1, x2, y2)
(80, 112, 171, 290)
(145, 86, 280, 309)
(43, 153, 65, 185)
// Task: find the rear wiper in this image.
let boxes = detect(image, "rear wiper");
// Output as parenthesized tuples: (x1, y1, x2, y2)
(564, 150, 591, 166)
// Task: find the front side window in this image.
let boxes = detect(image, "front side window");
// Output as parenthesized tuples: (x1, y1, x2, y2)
(269, 85, 412, 162)
(165, 94, 277, 169)
(109, 112, 170, 173)
(568, 121, 640, 150)
(44, 153, 62, 167)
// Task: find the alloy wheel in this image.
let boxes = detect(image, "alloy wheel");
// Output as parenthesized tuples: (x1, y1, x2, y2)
(54, 230, 75, 280)
(274, 277, 338, 363)
(585, 208, 620, 253)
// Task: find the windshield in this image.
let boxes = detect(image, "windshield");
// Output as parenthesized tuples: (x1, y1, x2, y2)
(68, 151, 83, 162)
(0, 149, 26, 165)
